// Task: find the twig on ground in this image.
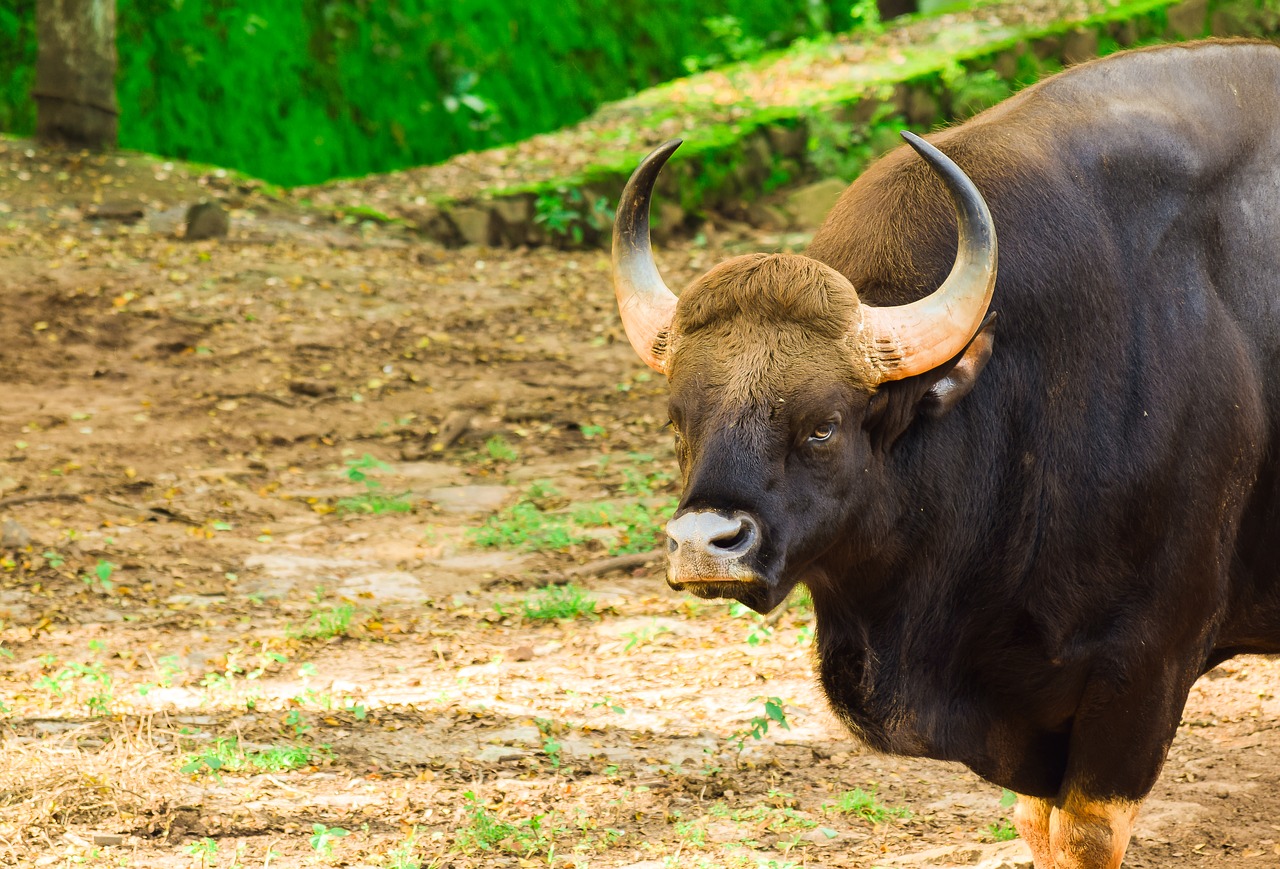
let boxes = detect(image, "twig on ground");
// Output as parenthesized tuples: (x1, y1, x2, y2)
(0, 493, 85, 510)
(566, 548, 664, 578)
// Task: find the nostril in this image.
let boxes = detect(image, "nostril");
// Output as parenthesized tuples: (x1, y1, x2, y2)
(667, 535, 678, 554)
(708, 517, 757, 554)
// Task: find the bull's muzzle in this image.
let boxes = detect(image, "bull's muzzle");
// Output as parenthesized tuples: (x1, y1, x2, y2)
(665, 511, 778, 613)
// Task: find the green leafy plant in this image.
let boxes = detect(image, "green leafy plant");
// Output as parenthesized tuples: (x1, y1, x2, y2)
(824, 787, 911, 824)
(81, 559, 116, 592)
(309, 824, 349, 857)
(989, 819, 1019, 841)
(455, 791, 555, 856)
(533, 187, 611, 245)
(730, 696, 790, 755)
(988, 787, 1020, 840)
(682, 14, 766, 72)
(336, 454, 413, 515)
(849, 0, 883, 34)
(536, 718, 563, 769)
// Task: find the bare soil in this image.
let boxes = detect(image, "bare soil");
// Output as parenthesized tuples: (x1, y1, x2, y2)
(1, 138, 1278, 869)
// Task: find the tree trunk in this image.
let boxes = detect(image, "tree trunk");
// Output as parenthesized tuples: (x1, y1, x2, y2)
(34, 0, 118, 149)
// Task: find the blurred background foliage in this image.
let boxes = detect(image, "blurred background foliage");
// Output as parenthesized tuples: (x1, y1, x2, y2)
(0, 0, 915, 186)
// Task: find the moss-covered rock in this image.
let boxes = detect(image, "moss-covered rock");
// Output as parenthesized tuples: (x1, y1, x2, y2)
(308, 0, 1278, 249)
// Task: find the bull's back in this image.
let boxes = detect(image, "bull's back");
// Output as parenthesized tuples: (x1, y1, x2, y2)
(808, 39, 1280, 649)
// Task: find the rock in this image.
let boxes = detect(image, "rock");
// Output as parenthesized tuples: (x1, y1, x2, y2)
(1062, 28, 1099, 66)
(404, 202, 458, 244)
(1, 519, 30, 549)
(287, 378, 336, 397)
(493, 195, 533, 246)
(1110, 20, 1140, 46)
(766, 122, 808, 159)
(450, 205, 495, 246)
(781, 178, 847, 230)
(84, 199, 144, 223)
(509, 644, 536, 661)
(1166, 0, 1209, 38)
(652, 200, 686, 243)
(185, 201, 229, 239)
(424, 484, 511, 514)
(0, 477, 18, 496)
(903, 85, 940, 127)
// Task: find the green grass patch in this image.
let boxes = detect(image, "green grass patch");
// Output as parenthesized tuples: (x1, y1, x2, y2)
(335, 454, 414, 515)
(470, 483, 675, 555)
(521, 583, 597, 621)
(824, 787, 912, 824)
(181, 738, 332, 777)
(288, 603, 357, 640)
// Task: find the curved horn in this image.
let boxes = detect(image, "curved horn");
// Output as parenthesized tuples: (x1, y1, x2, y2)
(856, 131, 998, 383)
(613, 140, 682, 374)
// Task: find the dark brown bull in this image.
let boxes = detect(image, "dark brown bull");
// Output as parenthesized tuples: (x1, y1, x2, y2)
(610, 40, 1280, 869)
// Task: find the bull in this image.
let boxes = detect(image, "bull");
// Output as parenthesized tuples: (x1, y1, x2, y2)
(610, 40, 1280, 869)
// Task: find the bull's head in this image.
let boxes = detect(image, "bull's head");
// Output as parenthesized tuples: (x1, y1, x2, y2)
(613, 136, 997, 614)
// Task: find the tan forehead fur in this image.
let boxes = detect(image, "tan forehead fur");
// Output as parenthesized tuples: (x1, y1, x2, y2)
(668, 253, 873, 405)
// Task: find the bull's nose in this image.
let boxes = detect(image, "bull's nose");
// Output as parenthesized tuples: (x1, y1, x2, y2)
(666, 511, 760, 559)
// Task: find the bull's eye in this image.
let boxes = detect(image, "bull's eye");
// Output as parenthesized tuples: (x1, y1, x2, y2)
(809, 422, 836, 443)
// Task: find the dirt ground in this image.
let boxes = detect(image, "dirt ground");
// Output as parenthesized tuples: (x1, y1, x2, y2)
(1, 138, 1279, 869)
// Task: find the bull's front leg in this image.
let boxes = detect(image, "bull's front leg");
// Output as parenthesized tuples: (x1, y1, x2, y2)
(1014, 793, 1139, 869)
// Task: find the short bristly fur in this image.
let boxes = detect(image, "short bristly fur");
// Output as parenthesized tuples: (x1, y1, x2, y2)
(617, 40, 1280, 869)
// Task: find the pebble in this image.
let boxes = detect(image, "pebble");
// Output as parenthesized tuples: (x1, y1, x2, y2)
(1, 518, 30, 548)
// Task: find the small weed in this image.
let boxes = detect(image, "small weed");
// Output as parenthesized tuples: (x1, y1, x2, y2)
(336, 454, 413, 515)
(472, 501, 583, 552)
(289, 602, 357, 640)
(536, 718, 563, 770)
(185, 837, 218, 867)
(310, 823, 348, 857)
(485, 434, 519, 463)
(472, 482, 673, 555)
(824, 787, 911, 824)
(730, 602, 774, 646)
(81, 559, 116, 592)
(383, 829, 421, 869)
(455, 791, 556, 856)
(730, 697, 790, 755)
(522, 583, 596, 621)
(989, 819, 1019, 841)
(35, 656, 114, 715)
(988, 788, 1019, 840)
(622, 621, 671, 651)
(181, 738, 331, 779)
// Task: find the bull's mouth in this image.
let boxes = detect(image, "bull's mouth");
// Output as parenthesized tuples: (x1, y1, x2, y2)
(667, 573, 787, 615)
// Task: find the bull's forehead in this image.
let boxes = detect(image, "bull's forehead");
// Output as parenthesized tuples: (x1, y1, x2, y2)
(669, 318, 862, 415)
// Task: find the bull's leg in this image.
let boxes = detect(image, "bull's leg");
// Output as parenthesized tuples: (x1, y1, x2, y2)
(1013, 794, 1053, 866)
(1045, 796, 1139, 869)
(1014, 794, 1138, 869)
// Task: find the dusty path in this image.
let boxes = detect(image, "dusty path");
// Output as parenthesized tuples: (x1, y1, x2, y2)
(0, 140, 1278, 867)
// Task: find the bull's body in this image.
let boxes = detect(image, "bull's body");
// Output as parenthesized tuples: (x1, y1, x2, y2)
(611, 39, 1280, 868)
(804, 39, 1280, 801)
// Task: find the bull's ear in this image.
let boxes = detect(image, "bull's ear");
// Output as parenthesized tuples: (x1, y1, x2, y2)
(864, 313, 996, 451)
(919, 313, 996, 419)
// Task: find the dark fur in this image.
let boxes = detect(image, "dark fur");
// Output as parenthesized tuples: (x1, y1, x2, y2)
(666, 40, 1280, 802)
